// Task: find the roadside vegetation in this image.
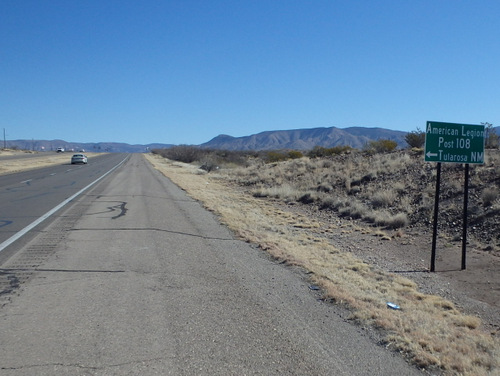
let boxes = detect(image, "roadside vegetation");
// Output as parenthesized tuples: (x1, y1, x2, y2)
(152, 144, 500, 248)
(150, 140, 500, 375)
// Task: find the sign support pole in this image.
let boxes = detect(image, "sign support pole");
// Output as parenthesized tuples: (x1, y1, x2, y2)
(430, 162, 441, 272)
(425, 121, 484, 272)
(462, 164, 470, 270)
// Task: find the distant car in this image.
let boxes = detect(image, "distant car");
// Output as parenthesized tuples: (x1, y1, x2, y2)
(71, 153, 88, 164)
(56, 147, 65, 153)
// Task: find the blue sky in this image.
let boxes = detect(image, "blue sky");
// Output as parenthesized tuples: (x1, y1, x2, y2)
(1, 1, 498, 145)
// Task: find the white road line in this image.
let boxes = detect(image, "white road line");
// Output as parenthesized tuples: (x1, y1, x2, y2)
(0, 156, 129, 253)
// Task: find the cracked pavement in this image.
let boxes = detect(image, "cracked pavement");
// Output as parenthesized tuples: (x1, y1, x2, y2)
(0, 155, 422, 375)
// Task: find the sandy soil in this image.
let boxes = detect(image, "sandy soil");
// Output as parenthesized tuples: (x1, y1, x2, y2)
(286, 202, 500, 335)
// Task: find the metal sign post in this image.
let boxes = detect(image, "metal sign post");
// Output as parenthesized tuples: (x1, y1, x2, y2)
(425, 121, 485, 271)
(462, 164, 469, 270)
(430, 162, 441, 272)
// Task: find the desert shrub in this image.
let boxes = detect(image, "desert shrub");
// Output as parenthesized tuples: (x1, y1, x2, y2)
(307, 146, 327, 158)
(152, 145, 203, 163)
(360, 172, 377, 184)
(382, 212, 409, 229)
(364, 211, 408, 229)
(317, 183, 333, 192)
(199, 157, 219, 172)
(481, 187, 498, 206)
(213, 150, 253, 167)
(288, 150, 304, 159)
(483, 122, 499, 149)
(344, 177, 352, 192)
(365, 139, 398, 154)
(371, 190, 397, 208)
(252, 185, 301, 201)
(350, 176, 363, 187)
(348, 186, 362, 195)
(405, 128, 426, 148)
(319, 197, 345, 210)
(339, 202, 367, 219)
(308, 146, 353, 158)
(298, 192, 317, 204)
(152, 147, 254, 168)
(365, 153, 411, 178)
(264, 150, 303, 163)
(392, 182, 406, 193)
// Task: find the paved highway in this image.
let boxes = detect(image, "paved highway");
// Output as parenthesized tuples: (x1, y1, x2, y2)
(0, 154, 421, 375)
(0, 153, 129, 262)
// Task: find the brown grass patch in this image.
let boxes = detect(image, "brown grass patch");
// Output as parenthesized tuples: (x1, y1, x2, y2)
(144, 153, 500, 375)
(0, 150, 103, 175)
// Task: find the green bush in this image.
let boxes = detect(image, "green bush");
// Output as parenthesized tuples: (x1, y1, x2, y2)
(405, 128, 425, 148)
(308, 146, 352, 158)
(365, 139, 398, 153)
(265, 151, 289, 163)
(264, 150, 303, 163)
(288, 150, 304, 159)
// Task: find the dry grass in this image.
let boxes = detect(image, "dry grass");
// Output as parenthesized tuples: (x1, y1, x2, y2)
(482, 187, 499, 207)
(371, 189, 398, 208)
(0, 150, 102, 175)
(225, 151, 415, 230)
(145, 153, 500, 375)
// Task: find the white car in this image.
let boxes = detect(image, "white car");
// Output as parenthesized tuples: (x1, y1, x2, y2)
(71, 153, 88, 164)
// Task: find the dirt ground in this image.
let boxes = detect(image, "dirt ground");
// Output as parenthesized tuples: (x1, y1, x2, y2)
(286, 201, 500, 335)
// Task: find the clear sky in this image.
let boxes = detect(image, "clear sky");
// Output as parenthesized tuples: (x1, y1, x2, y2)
(1, 1, 498, 145)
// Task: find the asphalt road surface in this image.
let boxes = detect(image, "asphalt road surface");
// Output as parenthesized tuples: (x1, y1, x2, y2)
(0, 154, 422, 375)
(0, 153, 128, 262)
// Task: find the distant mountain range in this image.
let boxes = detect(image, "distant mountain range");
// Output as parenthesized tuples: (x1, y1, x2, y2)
(4, 126, 499, 152)
(201, 126, 408, 150)
(3, 139, 173, 153)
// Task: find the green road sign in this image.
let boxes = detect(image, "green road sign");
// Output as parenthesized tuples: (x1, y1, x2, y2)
(424, 121, 485, 164)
